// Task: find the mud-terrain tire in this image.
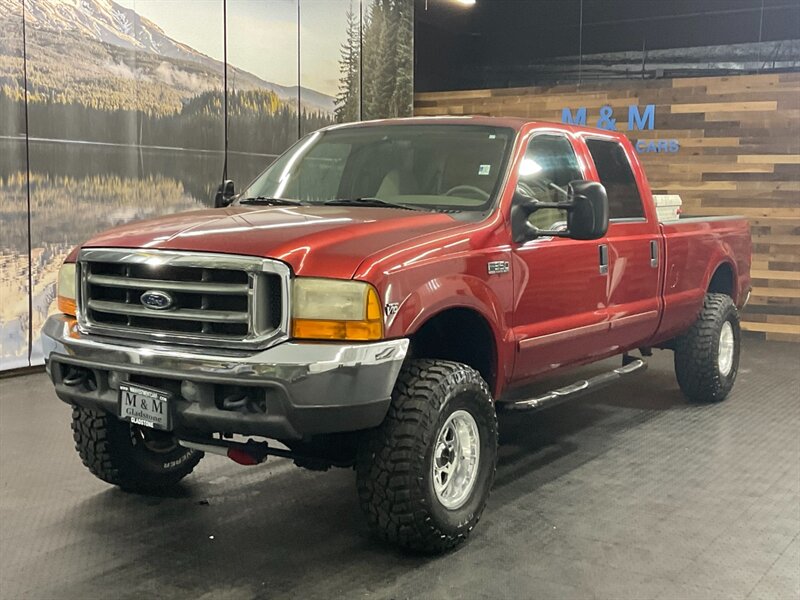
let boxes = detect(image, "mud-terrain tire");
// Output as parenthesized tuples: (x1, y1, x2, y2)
(356, 359, 498, 554)
(71, 406, 202, 493)
(674, 293, 741, 403)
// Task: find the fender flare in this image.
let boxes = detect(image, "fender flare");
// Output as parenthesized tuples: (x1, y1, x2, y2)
(386, 273, 512, 396)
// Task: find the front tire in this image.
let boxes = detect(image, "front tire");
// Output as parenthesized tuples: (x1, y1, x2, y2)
(356, 359, 498, 554)
(71, 406, 203, 493)
(674, 293, 741, 403)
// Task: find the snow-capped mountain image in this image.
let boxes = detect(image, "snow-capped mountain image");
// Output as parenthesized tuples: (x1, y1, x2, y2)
(21, 0, 201, 62)
(0, 0, 334, 113)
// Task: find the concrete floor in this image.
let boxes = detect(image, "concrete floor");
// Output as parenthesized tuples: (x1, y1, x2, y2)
(1, 336, 798, 600)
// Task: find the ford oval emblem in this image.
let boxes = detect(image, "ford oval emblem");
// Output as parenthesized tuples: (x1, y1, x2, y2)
(140, 290, 174, 310)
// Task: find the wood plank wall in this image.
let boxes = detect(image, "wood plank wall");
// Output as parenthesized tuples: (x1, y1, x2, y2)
(415, 73, 800, 342)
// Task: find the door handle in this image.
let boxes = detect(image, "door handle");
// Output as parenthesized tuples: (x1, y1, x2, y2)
(598, 244, 608, 275)
(650, 240, 659, 268)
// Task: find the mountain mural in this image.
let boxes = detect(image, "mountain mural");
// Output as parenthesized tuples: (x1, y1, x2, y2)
(0, 0, 414, 371)
(0, 0, 334, 115)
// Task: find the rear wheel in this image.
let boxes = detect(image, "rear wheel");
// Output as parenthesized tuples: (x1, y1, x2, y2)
(71, 406, 202, 493)
(356, 359, 498, 554)
(674, 293, 741, 403)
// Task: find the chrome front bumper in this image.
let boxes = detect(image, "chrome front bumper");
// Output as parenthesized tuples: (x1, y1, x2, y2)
(41, 315, 409, 440)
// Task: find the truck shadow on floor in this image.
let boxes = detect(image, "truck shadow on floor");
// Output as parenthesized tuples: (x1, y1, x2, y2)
(492, 361, 692, 498)
(59, 464, 430, 598)
(51, 359, 701, 597)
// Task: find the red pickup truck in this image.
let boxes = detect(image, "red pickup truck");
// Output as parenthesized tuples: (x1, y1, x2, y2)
(43, 117, 751, 553)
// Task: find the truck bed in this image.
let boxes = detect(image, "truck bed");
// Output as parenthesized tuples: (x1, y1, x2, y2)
(654, 216, 752, 344)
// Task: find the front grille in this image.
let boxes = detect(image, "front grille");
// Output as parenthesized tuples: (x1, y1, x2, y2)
(77, 249, 290, 350)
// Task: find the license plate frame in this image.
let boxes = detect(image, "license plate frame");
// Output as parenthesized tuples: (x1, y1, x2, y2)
(118, 382, 172, 431)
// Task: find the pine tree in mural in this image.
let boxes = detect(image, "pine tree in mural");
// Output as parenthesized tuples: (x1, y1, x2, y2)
(336, 0, 413, 122)
(334, 1, 361, 123)
(392, 0, 413, 118)
(361, 0, 384, 119)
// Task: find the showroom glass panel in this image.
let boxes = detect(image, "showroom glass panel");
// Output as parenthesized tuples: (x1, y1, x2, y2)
(24, 0, 137, 363)
(134, 0, 226, 210)
(586, 138, 644, 219)
(299, 0, 355, 137)
(226, 0, 300, 188)
(25, 0, 224, 364)
(361, 0, 414, 120)
(0, 1, 30, 369)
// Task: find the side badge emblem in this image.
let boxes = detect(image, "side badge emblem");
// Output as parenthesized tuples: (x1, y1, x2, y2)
(487, 261, 510, 275)
(385, 302, 399, 318)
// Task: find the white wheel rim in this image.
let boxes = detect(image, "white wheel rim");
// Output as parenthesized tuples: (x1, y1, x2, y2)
(718, 321, 735, 376)
(432, 410, 481, 510)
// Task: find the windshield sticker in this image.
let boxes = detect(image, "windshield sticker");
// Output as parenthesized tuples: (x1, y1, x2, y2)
(478, 164, 491, 176)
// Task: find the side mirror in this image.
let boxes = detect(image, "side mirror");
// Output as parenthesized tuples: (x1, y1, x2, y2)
(214, 179, 235, 208)
(510, 179, 609, 243)
(565, 181, 609, 240)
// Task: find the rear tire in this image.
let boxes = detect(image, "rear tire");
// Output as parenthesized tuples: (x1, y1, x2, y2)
(674, 293, 741, 403)
(71, 406, 202, 493)
(356, 359, 498, 554)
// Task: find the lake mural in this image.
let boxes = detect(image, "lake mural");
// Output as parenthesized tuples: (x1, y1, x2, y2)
(0, 0, 413, 370)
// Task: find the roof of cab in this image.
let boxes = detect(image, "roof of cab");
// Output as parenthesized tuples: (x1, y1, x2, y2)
(324, 115, 628, 139)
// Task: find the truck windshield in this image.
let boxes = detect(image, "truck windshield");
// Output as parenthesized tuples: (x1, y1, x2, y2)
(238, 124, 514, 212)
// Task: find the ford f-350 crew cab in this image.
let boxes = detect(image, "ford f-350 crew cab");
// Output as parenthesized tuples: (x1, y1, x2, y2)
(43, 117, 751, 553)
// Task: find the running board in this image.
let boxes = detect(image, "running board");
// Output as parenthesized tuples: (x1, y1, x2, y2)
(505, 358, 647, 412)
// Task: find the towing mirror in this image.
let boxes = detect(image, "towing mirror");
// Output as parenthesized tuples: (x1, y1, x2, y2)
(511, 180, 609, 243)
(565, 181, 609, 240)
(214, 179, 236, 208)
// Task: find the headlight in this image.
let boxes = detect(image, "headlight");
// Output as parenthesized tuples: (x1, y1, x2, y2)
(57, 262, 77, 316)
(291, 278, 383, 341)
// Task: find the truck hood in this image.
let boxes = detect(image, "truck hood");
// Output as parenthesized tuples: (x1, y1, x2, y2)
(82, 205, 467, 278)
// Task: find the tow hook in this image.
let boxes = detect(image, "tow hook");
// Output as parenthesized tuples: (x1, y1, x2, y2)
(179, 437, 271, 466)
(227, 440, 270, 465)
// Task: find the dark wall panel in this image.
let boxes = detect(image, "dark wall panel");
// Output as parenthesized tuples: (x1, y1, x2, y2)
(414, 0, 800, 92)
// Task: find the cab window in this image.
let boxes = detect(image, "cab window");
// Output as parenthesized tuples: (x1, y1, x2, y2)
(585, 138, 644, 219)
(517, 134, 583, 231)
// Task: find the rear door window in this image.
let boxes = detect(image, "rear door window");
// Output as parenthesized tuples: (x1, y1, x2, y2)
(585, 139, 644, 219)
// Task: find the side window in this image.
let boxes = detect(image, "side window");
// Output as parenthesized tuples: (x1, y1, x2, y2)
(585, 139, 644, 219)
(517, 134, 583, 231)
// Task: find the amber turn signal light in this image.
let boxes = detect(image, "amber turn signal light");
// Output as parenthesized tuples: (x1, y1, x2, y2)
(291, 281, 384, 341)
(57, 296, 77, 317)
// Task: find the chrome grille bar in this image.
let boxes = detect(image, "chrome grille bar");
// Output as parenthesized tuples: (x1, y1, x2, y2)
(87, 274, 249, 295)
(87, 300, 249, 323)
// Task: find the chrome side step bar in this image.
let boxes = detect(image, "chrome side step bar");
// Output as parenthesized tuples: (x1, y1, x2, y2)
(505, 358, 647, 412)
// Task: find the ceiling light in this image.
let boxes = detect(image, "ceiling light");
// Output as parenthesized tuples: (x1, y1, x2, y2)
(456, 0, 477, 6)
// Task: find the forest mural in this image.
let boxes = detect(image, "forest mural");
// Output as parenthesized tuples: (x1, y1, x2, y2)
(0, 0, 413, 370)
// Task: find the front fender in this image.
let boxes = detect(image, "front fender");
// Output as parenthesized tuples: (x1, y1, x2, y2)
(383, 271, 515, 396)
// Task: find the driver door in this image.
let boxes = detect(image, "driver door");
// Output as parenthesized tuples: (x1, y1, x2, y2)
(511, 132, 610, 382)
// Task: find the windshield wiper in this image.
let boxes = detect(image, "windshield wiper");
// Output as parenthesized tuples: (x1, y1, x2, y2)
(239, 196, 305, 206)
(323, 197, 420, 210)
